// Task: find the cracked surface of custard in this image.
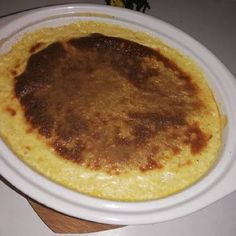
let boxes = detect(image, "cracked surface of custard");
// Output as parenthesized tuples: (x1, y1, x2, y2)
(0, 22, 221, 201)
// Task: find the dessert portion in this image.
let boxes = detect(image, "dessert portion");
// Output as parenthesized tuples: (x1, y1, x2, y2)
(0, 22, 221, 200)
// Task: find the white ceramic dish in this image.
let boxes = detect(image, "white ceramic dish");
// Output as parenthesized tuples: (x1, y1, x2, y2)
(0, 4, 236, 225)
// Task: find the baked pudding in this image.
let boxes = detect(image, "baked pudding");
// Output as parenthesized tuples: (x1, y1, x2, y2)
(0, 22, 221, 201)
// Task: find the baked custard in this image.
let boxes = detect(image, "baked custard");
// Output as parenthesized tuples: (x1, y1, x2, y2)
(0, 22, 221, 201)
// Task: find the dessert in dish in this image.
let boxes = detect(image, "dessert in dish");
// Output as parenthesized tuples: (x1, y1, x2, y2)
(0, 22, 221, 201)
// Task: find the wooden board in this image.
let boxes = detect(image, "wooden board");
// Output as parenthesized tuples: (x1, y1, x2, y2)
(29, 200, 124, 233)
(1, 176, 123, 233)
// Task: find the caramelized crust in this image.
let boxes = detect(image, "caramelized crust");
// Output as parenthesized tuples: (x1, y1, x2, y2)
(14, 34, 208, 174)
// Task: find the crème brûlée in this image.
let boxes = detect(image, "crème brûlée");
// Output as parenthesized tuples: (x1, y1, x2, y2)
(0, 22, 222, 201)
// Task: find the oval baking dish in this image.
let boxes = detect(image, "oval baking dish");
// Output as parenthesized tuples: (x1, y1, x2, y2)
(0, 4, 236, 225)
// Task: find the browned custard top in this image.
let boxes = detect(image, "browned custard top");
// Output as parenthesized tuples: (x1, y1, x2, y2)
(14, 34, 208, 174)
